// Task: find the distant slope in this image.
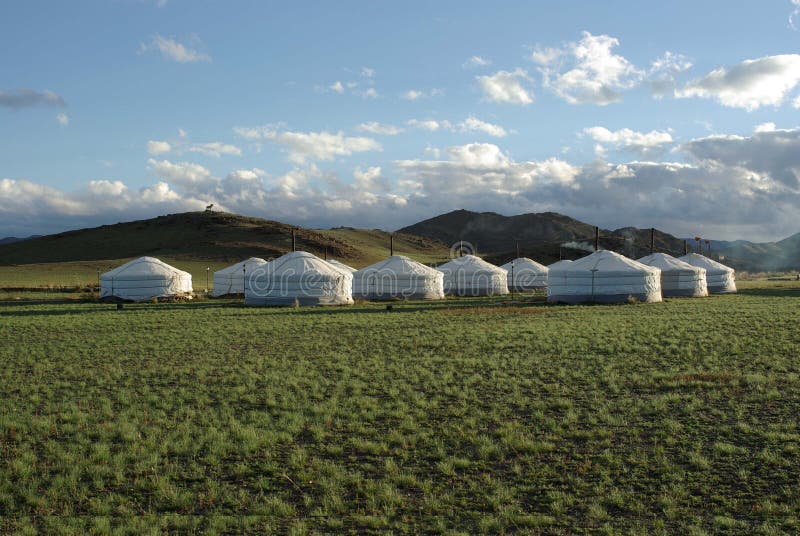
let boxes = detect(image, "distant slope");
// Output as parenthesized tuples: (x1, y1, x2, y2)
(398, 209, 597, 254)
(399, 209, 690, 266)
(0, 211, 450, 269)
(0, 236, 39, 245)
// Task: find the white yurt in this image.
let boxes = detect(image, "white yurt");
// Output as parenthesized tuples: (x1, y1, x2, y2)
(100, 256, 193, 302)
(211, 257, 268, 297)
(437, 255, 509, 296)
(638, 253, 708, 298)
(678, 253, 737, 294)
(548, 259, 574, 270)
(244, 251, 353, 306)
(500, 257, 549, 291)
(352, 255, 444, 300)
(326, 259, 357, 273)
(547, 250, 662, 304)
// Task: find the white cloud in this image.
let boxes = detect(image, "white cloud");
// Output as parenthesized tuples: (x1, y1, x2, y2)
(583, 126, 673, 157)
(361, 67, 375, 78)
(187, 142, 242, 158)
(356, 122, 403, 135)
(458, 116, 507, 138)
(790, 0, 800, 30)
(476, 69, 534, 105)
(329, 81, 345, 94)
(6, 130, 800, 241)
(139, 34, 211, 63)
(463, 55, 491, 69)
(676, 54, 800, 110)
(56, 112, 69, 126)
(407, 119, 447, 131)
(147, 131, 241, 158)
(406, 117, 507, 138)
(233, 126, 382, 164)
(401, 88, 444, 101)
(359, 87, 379, 99)
(754, 122, 776, 133)
(147, 140, 172, 155)
(532, 31, 642, 105)
(648, 51, 693, 97)
(147, 158, 218, 195)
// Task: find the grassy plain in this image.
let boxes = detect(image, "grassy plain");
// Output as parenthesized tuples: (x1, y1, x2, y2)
(1, 283, 800, 533)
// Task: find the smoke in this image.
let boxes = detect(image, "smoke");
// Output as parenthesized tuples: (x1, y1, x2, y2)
(561, 241, 595, 252)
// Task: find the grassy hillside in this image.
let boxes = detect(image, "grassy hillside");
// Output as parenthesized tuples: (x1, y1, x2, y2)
(0, 211, 450, 287)
(1, 284, 799, 532)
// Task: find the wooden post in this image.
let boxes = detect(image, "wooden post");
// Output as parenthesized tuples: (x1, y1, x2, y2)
(324, 246, 328, 260)
(390, 234, 394, 256)
(650, 228, 655, 254)
(291, 228, 296, 252)
(683, 240, 688, 255)
(594, 226, 600, 252)
(516, 240, 520, 259)
(459, 240, 463, 257)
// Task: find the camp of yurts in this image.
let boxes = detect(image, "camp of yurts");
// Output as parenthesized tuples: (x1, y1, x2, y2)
(547, 250, 662, 304)
(678, 253, 737, 294)
(638, 253, 708, 298)
(211, 257, 268, 297)
(438, 255, 510, 296)
(326, 259, 357, 273)
(500, 257, 549, 291)
(244, 251, 354, 306)
(352, 255, 445, 300)
(100, 256, 193, 302)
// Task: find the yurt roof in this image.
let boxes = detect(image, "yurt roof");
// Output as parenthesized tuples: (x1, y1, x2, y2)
(638, 253, 705, 273)
(215, 257, 268, 275)
(438, 254, 507, 274)
(266, 251, 346, 277)
(356, 255, 441, 277)
(101, 256, 189, 279)
(326, 259, 357, 273)
(500, 257, 548, 273)
(551, 250, 659, 276)
(547, 259, 573, 269)
(678, 253, 734, 273)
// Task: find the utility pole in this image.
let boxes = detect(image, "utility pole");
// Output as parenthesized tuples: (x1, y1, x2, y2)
(683, 240, 688, 255)
(594, 226, 600, 252)
(291, 228, 296, 252)
(650, 228, 655, 254)
(516, 240, 520, 259)
(390, 234, 394, 256)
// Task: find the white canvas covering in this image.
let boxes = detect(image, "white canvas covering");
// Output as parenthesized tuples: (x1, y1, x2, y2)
(500, 257, 549, 291)
(244, 251, 354, 306)
(211, 257, 268, 297)
(638, 253, 708, 298)
(547, 250, 662, 304)
(326, 259, 357, 273)
(353, 255, 444, 300)
(678, 253, 737, 294)
(100, 256, 193, 301)
(438, 255, 509, 296)
(548, 259, 573, 270)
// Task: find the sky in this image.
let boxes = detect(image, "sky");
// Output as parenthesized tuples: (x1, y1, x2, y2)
(2, 0, 800, 241)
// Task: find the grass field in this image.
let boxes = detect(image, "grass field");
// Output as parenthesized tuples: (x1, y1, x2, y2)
(2, 284, 800, 533)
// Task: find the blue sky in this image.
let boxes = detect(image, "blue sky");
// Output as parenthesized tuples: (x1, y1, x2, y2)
(2, 0, 800, 240)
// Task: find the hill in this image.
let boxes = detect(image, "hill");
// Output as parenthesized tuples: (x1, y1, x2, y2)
(400, 209, 688, 266)
(0, 211, 451, 287)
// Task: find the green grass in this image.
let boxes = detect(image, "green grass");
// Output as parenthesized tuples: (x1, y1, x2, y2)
(1, 284, 800, 533)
